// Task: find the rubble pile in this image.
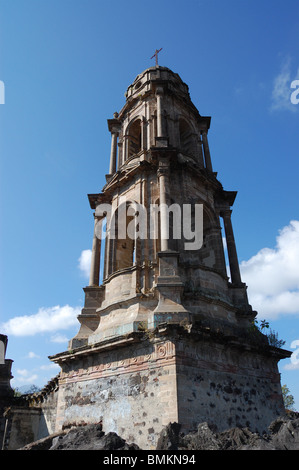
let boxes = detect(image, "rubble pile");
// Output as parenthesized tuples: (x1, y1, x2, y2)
(18, 412, 299, 451)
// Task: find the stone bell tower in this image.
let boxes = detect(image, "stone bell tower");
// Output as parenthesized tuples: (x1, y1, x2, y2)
(50, 66, 290, 449)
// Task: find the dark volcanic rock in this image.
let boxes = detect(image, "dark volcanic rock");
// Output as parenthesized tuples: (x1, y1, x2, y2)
(49, 424, 140, 450)
(217, 426, 274, 450)
(156, 412, 299, 451)
(182, 422, 220, 450)
(267, 413, 299, 450)
(19, 423, 140, 451)
(156, 422, 182, 450)
(18, 412, 299, 450)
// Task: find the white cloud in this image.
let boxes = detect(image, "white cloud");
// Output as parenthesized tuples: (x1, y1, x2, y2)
(17, 368, 31, 377)
(50, 333, 69, 343)
(12, 364, 60, 388)
(40, 363, 60, 371)
(240, 220, 299, 320)
(0, 305, 81, 337)
(284, 361, 299, 371)
(15, 369, 39, 384)
(26, 351, 40, 359)
(271, 57, 299, 112)
(78, 249, 91, 278)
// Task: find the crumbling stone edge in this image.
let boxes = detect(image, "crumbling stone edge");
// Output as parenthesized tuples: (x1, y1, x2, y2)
(15, 411, 299, 451)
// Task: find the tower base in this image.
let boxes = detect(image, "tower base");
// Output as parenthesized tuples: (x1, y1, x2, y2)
(50, 323, 290, 450)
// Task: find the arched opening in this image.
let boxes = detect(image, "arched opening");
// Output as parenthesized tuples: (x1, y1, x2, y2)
(179, 118, 197, 157)
(113, 203, 136, 271)
(199, 208, 226, 274)
(127, 119, 142, 159)
(200, 210, 216, 268)
(180, 203, 225, 273)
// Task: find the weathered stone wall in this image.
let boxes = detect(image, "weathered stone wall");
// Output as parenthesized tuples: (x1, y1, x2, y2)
(34, 378, 59, 439)
(55, 336, 178, 450)
(0, 362, 14, 448)
(4, 407, 41, 450)
(175, 335, 285, 435)
(0, 335, 14, 448)
(52, 326, 288, 450)
(2, 376, 59, 449)
(2, 333, 287, 450)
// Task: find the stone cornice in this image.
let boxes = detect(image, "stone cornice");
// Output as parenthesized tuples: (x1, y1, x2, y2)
(49, 322, 292, 369)
(49, 331, 144, 364)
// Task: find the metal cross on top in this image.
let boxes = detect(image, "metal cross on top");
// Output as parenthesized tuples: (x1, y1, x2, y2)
(151, 48, 163, 66)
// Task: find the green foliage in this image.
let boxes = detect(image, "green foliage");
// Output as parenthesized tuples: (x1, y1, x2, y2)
(259, 319, 270, 330)
(282, 384, 296, 411)
(250, 319, 285, 348)
(249, 318, 268, 334)
(266, 329, 286, 348)
(252, 319, 269, 331)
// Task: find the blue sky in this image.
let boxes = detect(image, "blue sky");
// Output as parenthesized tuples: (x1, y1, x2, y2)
(0, 0, 299, 409)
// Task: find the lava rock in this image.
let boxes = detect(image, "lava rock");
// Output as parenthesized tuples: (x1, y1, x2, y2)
(18, 411, 299, 451)
(49, 424, 140, 450)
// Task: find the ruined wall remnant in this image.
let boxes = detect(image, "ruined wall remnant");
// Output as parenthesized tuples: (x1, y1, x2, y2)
(2, 375, 59, 450)
(50, 324, 289, 449)
(0, 334, 14, 448)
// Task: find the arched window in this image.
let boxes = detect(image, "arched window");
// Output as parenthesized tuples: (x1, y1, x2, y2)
(180, 203, 225, 274)
(200, 208, 226, 274)
(127, 119, 142, 159)
(113, 202, 136, 271)
(115, 224, 135, 271)
(179, 118, 196, 157)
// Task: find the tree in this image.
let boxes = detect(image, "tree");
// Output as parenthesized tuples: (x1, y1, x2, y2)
(282, 384, 296, 411)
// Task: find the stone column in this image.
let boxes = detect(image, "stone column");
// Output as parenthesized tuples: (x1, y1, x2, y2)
(156, 87, 164, 138)
(139, 175, 148, 292)
(117, 139, 123, 169)
(158, 167, 169, 251)
(221, 209, 242, 285)
(109, 132, 118, 174)
(141, 117, 147, 150)
(89, 216, 102, 287)
(202, 131, 213, 172)
(145, 102, 151, 149)
(198, 136, 205, 167)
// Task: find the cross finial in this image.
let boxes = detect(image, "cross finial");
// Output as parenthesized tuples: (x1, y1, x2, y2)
(151, 48, 163, 66)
